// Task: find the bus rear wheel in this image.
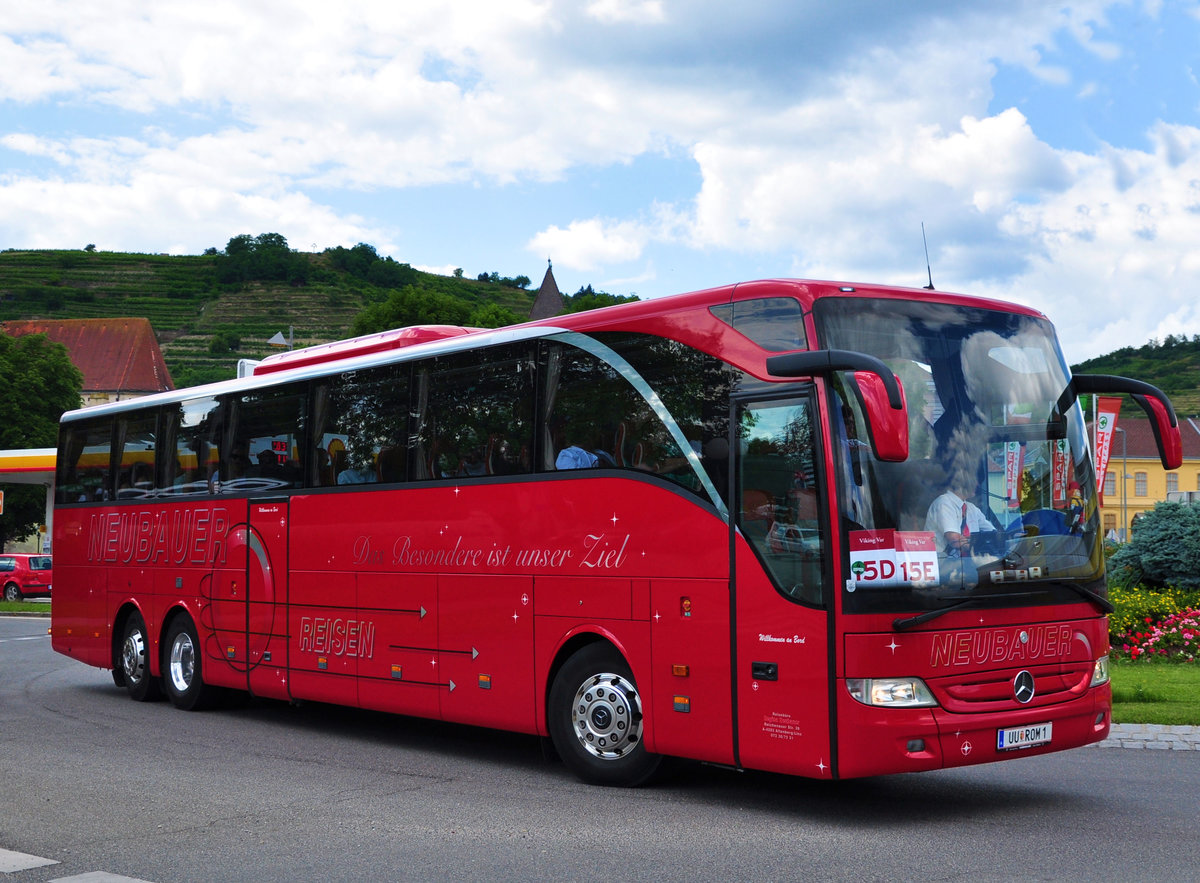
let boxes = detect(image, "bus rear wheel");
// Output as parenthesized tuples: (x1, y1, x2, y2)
(119, 611, 161, 702)
(548, 644, 662, 787)
(162, 614, 217, 711)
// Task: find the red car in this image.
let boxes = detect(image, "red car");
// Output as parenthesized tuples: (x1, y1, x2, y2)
(1, 554, 53, 601)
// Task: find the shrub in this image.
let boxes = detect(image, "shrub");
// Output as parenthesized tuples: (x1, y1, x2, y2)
(1108, 502, 1200, 589)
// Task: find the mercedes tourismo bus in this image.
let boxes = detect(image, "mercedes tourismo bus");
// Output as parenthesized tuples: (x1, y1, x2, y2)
(51, 279, 1182, 785)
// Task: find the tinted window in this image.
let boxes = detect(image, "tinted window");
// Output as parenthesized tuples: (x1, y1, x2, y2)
(228, 384, 307, 492)
(315, 365, 408, 486)
(413, 344, 535, 480)
(542, 335, 733, 505)
(56, 417, 113, 503)
(115, 410, 158, 499)
(595, 332, 742, 503)
(161, 397, 225, 495)
(737, 396, 825, 606)
(710, 297, 807, 351)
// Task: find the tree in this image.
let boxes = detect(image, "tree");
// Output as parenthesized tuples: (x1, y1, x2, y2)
(351, 285, 473, 336)
(1109, 502, 1200, 589)
(215, 233, 311, 286)
(208, 330, 241, 354)
(0, 332, 83, 549)
(563, 285, 639, 313)
(468, 303, 520, 328)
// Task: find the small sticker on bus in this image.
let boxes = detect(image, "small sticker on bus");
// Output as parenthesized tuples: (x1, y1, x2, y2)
(848, 530, 939, 588)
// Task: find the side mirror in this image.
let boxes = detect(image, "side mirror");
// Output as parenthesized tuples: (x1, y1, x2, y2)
(766, 349, 910, 462)
(848, 371, 909, 463)
(1072, 374, 1183, 470)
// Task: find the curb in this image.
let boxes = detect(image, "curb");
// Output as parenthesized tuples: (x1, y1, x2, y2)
(1090, 723, 1200, 751)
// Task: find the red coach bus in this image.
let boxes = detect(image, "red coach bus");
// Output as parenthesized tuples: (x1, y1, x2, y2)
(51, 279, 1181, 785)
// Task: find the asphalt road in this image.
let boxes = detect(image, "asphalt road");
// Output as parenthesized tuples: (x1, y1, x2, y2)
(2, 615, 1199, 883)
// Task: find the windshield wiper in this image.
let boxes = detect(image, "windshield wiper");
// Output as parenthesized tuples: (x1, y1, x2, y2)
(892, 591, 1044, 631)
(1057, 582, 1115, 614)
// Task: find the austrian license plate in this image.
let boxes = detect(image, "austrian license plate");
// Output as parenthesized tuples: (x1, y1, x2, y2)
(997, 722, 1052, 751)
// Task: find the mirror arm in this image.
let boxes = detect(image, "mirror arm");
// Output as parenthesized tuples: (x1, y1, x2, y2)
(766, 349, 903, 409)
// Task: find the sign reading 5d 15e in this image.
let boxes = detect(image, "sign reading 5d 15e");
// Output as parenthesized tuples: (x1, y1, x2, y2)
(848, 530, 939, 588)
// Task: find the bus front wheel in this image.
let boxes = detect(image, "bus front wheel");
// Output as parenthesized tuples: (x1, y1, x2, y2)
(119, 611, 161, 702)
(548, 644, 662, 787)
(162, 614, 217, 711)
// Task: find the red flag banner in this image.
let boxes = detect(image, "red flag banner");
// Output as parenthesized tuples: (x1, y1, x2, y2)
(1094, 396, 1123, 505)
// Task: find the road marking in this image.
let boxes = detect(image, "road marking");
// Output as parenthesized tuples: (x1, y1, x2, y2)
(0, 847, 58, 872)
(0, 634, 49, 644)
(52, 874, 155, 882)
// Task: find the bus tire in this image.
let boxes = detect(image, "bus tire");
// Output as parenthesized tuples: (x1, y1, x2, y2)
(162, 614, 217, 711)
(119, 611, 161, 702)
(548, 644, 662, 787)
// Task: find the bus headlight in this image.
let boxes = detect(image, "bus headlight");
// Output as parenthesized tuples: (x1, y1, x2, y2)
(1090, 655, 1110, 687)
(846, 677, 937, 708)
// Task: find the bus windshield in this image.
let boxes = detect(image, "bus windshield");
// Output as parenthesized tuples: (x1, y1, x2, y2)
(813, 297, 1102, 615)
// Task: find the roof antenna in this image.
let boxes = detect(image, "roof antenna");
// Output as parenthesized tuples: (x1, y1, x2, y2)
(921, 222, 935, 290)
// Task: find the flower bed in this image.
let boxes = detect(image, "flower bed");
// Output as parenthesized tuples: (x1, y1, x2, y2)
(1109, 585, 1200, 663)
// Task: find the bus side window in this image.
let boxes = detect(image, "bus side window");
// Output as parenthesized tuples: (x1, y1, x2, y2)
(161, 396, 224, 495)
(416, 345, 534, 480)
(316, 364, 408, 488)
(542, 343, 647, 474)
(229, 384, 307, 492)
(115, 411, 158, 499)
(55, 417, 114, 504)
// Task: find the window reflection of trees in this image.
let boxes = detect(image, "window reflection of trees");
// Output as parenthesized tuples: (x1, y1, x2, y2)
(544, 334, 743, 503)
(316, 366, 408, 485)
(413, 345, 535, 479)
(599, 333, 741, 502)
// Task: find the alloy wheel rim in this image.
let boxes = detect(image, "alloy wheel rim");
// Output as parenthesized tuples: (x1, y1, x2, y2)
(570, 672, 643, 760)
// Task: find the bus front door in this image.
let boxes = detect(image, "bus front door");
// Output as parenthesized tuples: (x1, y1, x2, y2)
(733, 394, 834, 778)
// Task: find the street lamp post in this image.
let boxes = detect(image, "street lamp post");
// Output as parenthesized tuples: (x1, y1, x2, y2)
(1114, 426, 1128, 541)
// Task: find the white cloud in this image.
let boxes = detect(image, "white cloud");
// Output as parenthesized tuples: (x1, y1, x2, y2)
(585, 0, 665, 25)
(528, 218, 648, 271)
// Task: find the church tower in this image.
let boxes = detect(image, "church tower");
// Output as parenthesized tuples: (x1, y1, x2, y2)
(529, 259, 564, 320)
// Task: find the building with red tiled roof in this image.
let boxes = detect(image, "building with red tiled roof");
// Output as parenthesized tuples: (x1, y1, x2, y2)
(2, 318, 173, 406)
(1095, 416, 1200, 539)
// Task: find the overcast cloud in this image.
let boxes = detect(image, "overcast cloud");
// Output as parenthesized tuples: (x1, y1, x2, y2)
(3, 0, 1199, 361)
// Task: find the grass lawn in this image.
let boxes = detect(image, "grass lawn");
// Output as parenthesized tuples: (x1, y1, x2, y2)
(0, 601, 49, 615)
(1111, 661, 1200, 726)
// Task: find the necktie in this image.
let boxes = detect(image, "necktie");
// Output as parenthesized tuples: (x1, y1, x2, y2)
(961, 501, 970, 539)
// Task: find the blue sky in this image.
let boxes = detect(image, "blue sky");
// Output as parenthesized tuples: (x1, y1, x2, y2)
(3, 0, 1200, 362)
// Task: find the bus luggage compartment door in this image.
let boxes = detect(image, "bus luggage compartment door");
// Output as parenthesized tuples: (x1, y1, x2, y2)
(246, 500, 290, 700)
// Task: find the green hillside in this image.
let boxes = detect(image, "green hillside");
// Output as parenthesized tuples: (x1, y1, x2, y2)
(0, 246, 538, 387)
(1071, 335, 1200, 418)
